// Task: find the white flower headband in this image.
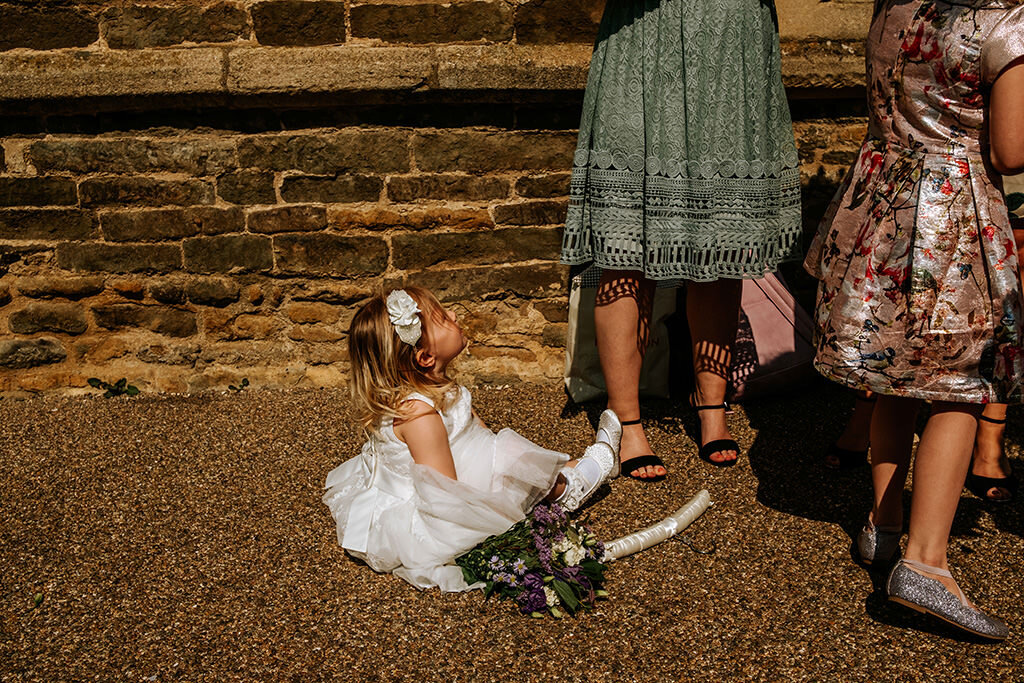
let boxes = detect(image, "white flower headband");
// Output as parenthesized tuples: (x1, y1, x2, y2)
(386, 290, 422, 346)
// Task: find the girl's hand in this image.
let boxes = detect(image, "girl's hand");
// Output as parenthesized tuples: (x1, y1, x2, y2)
(393, 399, 457, 479)
(990, 56, 1024, 176)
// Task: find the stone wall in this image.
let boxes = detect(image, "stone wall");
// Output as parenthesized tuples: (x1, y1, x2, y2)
(0, 0, 871, 395)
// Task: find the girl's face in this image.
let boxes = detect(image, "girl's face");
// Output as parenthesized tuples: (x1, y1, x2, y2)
(419, 305, 466, 373)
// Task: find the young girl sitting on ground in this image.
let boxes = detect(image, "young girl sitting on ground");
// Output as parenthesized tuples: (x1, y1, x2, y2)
(323, 287, 622, 591)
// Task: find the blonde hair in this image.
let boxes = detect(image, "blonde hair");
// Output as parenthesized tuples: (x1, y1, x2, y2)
(348, 286, 457, 433)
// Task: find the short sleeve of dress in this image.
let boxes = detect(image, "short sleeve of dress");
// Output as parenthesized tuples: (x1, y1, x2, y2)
(982, 4, 1024, 84)
(402, 392, 436, 408)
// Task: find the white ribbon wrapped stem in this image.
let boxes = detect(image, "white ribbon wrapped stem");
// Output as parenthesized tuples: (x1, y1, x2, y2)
(601, 489, 713, 562)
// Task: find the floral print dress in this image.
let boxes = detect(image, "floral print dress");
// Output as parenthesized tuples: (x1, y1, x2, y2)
(804, 0, 1024, 403)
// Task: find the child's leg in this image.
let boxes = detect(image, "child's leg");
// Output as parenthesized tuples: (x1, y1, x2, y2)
(868, 395, 920, 528)
(546, 413, 622, 509)
(904, 401, 982, 598)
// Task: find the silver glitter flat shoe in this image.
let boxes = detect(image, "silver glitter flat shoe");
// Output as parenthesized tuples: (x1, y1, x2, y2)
(886, 559, 1009, 641)
(855, 520, 902, 567)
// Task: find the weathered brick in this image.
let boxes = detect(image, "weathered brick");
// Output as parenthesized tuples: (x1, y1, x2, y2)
(328, 206, 493, 232)
(822, 149, 859, 166)
(183, 234, 274, 273)
(217, 170, 276, 204)
(103, 3, 249, 49)
(248, 205, 327, 234)
(515, 0, 601, 45)
(149, 280, 187, 305)
(0, 337, 66, 369)
(136, 343, 201, 366)
(231, 314, 283, 341)
(93, 304, 198, 337)
(387, 174, 509, 202)
(110, 279, 146, 300)
(388, 262, 565, 301)
(0, 7, 98, 51)
(0, 209, 97, 241)
(492, 199, 567, 226)
(9, 302, 88, 335)
(16, 276, 105, 300)
(280, 175, 382, 203)
(0, 282, 9, 306)
(541, 322, 567, 346)
(515, 172, 570, 198)
(351, 2, 512, 43)
(102, 207, 244, 242)
(285, 301, 340, 324)
(31, 139, 237, 176)
(237, 131, 410, 174)
(273, 234, 387, 276)
(185, 277, 241, 307)
(392, 227, 561, 269)
(290, 281, 373, 304)
(57, 242, 182, 273)
(0, 177, 78, 207)
(413, 131, 575, 172)
(252, 1, 347, 47)
(80, 177, 215, 208)
(533, 300, 569, 322)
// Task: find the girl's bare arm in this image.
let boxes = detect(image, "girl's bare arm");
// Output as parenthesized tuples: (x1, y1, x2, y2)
(393, 400, 457, 479)
(990, 56, 1024, 175)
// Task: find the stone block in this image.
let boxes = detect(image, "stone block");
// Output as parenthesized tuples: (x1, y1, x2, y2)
(57, 243, 182, 273)
(280, 175, 383, 203)
(541, 322, 567, 346)
(248, 205, 327, 234)
(273, 233, 387, 276)
(93, 304, 198, 337)
(9, 302, 89, 336)
(183, 234, 274, 273)
(350, 2, 513, 43)
(515, 0, 601, 44)
(392, 227, 561, 269)
(103, 3, 249, 49)
(149, 280, 188, 305)
(290, 281, 373, 304)
(413, 131, 575, 173)
(252, 1, 348, 46)
(135, 343, 201, 366)
(515, 172, 570, 198)
(288, 324, 343, 342)
(217, 170, 277, 205)
(822, 149, 860, 166)
(492, 199, 568, 226)
(285, 302, 340, 324)
(433, 44, 591, 91)
(30, 139, 238, 176)
(110, 279, 146, 300)
(0, 49, 225, 101)
(391, 262, 565, 301)
(0, 338, 67, 369)
(0, 178, 78, 207)
(0, 282, 9, 306)
(533, 300, 568, 322)
(387, 174, 509, 202)
(328, 206, 494, 232)
(15, 276, 105, 300)
(0, 6, 98, 51)
(227, 45, 435, 93)
(237, 131, 410, 174)
(231, 314, 282, 340)
(102, 207, 244, 242)
(244, 284, 264, 305)
(80, 178, 216, 208)
(0, 209, 97, 241)
(186, 278, 242, 307)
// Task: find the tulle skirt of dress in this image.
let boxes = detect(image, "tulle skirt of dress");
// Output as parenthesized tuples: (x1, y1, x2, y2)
(323, 424, 568, 592)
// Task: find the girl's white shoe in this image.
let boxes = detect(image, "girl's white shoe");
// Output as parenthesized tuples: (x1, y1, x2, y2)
(596, 409, 622, 479)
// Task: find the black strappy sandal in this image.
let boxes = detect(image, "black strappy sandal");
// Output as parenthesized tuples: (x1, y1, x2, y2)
(965, 414, 1018, 503)
(619, 418, 667, 482)
(691, 397, 740, 467)
(826, 394, 876, 470)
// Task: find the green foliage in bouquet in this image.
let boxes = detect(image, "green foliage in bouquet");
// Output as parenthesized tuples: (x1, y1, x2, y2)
(456, 502, 608, 618)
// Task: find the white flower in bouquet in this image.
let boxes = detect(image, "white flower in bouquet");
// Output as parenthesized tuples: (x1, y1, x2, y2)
(543, 586, 559, 607)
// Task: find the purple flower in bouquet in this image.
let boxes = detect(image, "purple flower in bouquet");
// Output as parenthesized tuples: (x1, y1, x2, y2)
(516, 573, 548, 614)
(533, 530, 554, 573)
(512, 558, 528, 576)
(487, 555, 503, 572)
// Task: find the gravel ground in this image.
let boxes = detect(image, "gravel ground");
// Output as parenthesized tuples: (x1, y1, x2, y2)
(2, 380, 1022, 682)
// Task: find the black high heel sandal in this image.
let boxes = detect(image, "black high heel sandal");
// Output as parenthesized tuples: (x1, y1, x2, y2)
(691, 396, 740, 467)
(618, 418, 667, 482)
(965, 414, 1018, 502)
(826, 394, 876, 470)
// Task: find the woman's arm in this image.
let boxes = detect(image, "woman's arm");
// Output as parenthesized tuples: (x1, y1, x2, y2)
(990, 56, 1024, 176)
(393, 400, 457, 479)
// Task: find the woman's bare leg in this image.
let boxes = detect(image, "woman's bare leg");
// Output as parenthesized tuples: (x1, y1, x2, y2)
(686, 279, 742, 464)
(594, 270, 665, 478)
(970, 402, 1013, 500)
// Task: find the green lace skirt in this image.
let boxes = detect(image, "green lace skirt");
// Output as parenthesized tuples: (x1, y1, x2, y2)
(560, 0, 802, 282)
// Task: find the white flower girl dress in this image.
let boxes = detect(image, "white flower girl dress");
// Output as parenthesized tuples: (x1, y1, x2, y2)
(323, 386, 569, 591)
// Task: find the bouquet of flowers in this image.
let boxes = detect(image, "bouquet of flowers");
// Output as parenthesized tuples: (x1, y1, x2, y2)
(455, 502, 608, 618)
